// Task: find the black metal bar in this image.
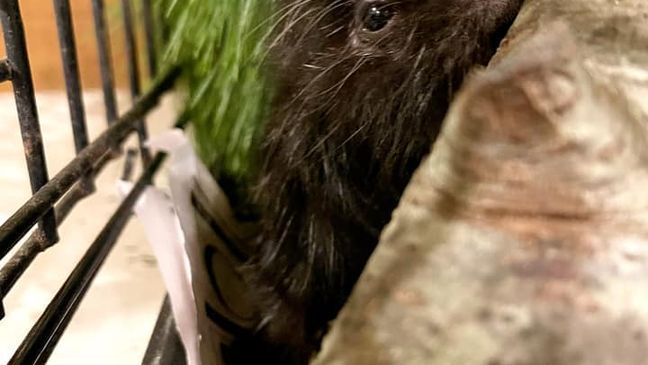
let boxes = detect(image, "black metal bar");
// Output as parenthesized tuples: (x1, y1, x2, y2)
(121, 148, 139, 181)
(0, 113, 187, 314)
(0, 0, 59, 248)
(90, 0, 119, 124)
(8, 153, 167, 365)
(53, 0, 91, 156)
(0, 185, 86, 305)
(0, 67, 179, 260)
(0, 147, 118, 324)
(142, 297, 187, 365)
(121, 0, 152, 166)
(52, 0, 97, 196)
(141, 0, 157, 78)
(157, 2, 172, 47)
(0, 58, 12, 82)
(0, 148, 112, 302)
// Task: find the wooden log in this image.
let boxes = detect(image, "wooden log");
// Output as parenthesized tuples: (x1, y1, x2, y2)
(314, 0, 648, 363)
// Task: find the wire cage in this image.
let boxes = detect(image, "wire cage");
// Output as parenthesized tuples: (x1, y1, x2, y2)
(0, 0, 184, 363)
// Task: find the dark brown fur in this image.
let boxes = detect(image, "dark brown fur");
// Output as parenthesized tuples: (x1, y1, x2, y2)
(247, 0, 522, 362)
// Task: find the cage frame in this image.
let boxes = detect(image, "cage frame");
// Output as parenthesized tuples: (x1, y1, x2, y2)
(0, 0, 184, 363)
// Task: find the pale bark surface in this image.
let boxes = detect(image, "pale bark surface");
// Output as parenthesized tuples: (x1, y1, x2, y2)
(314, 0, 648, 363)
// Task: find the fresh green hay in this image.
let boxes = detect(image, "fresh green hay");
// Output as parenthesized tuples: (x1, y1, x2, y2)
(154, 0, 275, 186)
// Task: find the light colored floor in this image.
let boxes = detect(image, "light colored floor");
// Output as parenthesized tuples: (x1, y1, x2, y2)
(0, 90, 177, 364)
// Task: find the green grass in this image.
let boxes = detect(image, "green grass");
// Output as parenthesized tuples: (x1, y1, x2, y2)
(154, 0, 275, 188)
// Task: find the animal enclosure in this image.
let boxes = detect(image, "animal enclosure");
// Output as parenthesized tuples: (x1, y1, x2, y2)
(0, 0, 183, 363)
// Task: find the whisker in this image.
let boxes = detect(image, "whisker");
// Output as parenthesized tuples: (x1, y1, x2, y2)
(267, 4, 319, 51)
(307, 56, 368, 102)
(295, 0, 349, 46)
(286, 54, 355, 108)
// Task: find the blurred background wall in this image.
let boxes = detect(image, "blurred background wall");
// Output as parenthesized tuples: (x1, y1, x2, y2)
(0, 0, 133, 91)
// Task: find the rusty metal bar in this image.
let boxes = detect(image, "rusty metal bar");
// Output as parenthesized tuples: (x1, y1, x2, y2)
(0, 59, 12, 82)
(90, 0, 119, 125)
(0, 152, 113, 303)
(53, 0, 96, 195)
(121, 0, 152, 166)
(8, 152, 167, 365)
(0, 0, 59, 248)
(141, 0, 158, 77)
(0, 67, 180, 260)
(53, 0, 91, 156)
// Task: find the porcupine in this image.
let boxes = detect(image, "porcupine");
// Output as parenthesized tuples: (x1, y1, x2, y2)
(245, 0, 522, 362)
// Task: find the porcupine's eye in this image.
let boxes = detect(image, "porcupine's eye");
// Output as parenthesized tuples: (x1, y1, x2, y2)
(362, 3, 394, 32)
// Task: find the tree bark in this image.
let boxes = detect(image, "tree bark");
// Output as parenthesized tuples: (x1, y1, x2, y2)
(314, 0, 648, 363)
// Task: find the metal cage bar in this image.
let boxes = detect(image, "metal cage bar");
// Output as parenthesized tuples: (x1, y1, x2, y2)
(8, 154, 167, 365)
(90, 0, 119, 125)
(142, 296, 187, 365)
(53, 0, 91, 156)
(0, 59, 12, 83)
(121, 0, 152, 166)
(52, 0, 96, 197)
(0, 67, 178, 262)
(0, 0, 59, 249)
(141, 0, 158, 78)
(0, 0, 187, 361)
(0, 180, 93, 299)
